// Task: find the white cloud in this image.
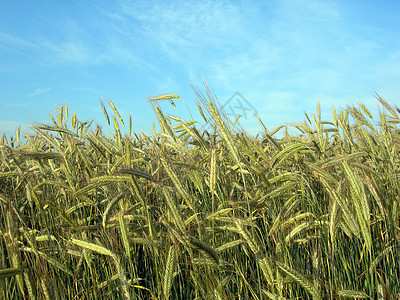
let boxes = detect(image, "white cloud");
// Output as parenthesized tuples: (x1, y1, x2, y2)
(154, 76, 180, 95)
(0, 121, 29, 138)
(73, 86, 104, 95)
(0, 33, 35, 52)
(111, 1, 252, 62)
(0, 120, 22, 130)
(43, 42, 91, 64)
(27, 88, 51, 97)
(2, 0, 399, 134)
(104, 39, 158, 70)
(2, 101, 33, 108)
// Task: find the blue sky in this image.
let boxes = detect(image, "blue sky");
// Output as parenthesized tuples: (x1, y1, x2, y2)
(1, 0, 400, 139)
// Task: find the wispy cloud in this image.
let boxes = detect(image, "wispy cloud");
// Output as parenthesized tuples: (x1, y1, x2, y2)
(101, 0, 348, 100)
(0, 32, 94, 68)
(0, 120, 22, 126)
(0, 120, 26, 134)
(1, 0, 399, 136)
(73, 86, 104, 95)
(153, 76, 181, 95)
(81, 1, 253, 71)
(2, 101, 33, 108)
(0, 33, 35, 53)
(27, 88, 51, 97)
(104, 39, 158, 71)
(41, 41, 91, 64)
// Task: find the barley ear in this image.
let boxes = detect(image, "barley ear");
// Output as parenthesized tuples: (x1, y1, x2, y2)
(187, 236, 219, 265)
(163, 245, 177, 299)
(276, 261, 321, 300)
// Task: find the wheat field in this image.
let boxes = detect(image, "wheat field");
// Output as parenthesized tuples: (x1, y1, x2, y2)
(1, 87, 399, 299)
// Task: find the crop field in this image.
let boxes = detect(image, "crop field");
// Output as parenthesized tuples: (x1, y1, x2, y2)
(1, 87, 399, 299)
